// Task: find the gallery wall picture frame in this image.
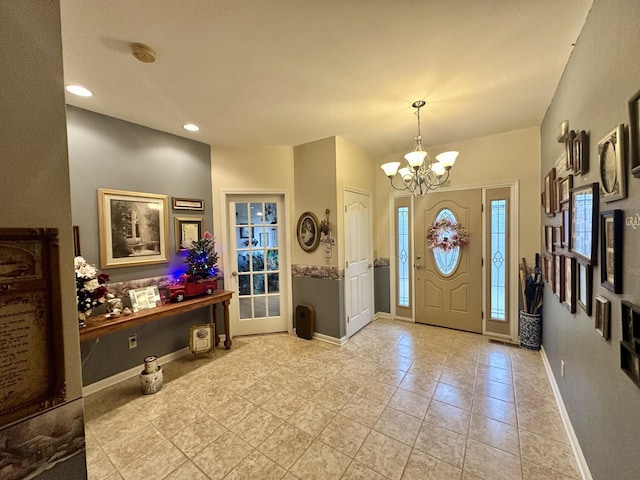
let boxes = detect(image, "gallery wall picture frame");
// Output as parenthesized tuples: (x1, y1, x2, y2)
(544, 225, 554, 254)
(561, 204, 571, 248)
(573, 130, 589, 175)
(544, 168, 557, 217)
(576, 260, 593, 316)
(175, 217, 203, 252)
(73, 225, 81, 256)
(570, 183, 598, 265)
(554, 252, 564, 301)
(628, 88, 640, 178)
(600, 209, 623, 293)
(598, 124, 626, 202)
(564, 130, 576, 171)
(544, 255, 555, 288)
(559, 175, 573, 205)
(553, 226, 563, 249)
(296, 211, 320, 252)
(594, 295, 610, 339)
(172, 197, 205, 211)
(98, 188, 169, 268)
(563, 255, 577, 314)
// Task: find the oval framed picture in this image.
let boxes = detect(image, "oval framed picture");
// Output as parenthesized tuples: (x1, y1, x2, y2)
(296, 211, 320, 252)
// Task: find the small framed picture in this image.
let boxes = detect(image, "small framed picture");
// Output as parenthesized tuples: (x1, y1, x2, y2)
(172, 197, 205, 211)
(576, 260, 593, 316)
(554, 253, 564, 301)
(598, 124, 627, 202)
(544, 226, 554, 253)
(544, 168, 557, 217)
(561, 205, 571, 248)
(573, 130, 589, 175)
(564, 255, 576, 314)
(189, 324, 214, 356)
(296, 211, 320, 252)
(628, 88, 640, 178)
(559, 175, 573, 204)
(570, 183, 598, 264)
(544, 255, 555, 287)
(553, 226, 563, 249)
(600, 209, 623, 293)
(129, 286, 162, 313)
(565, 130, 576, 171)
(594, 296, 610, 339)
(175, 217, 203, 252)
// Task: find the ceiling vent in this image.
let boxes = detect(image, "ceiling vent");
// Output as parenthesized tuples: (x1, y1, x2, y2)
(131, 43, 156, 63)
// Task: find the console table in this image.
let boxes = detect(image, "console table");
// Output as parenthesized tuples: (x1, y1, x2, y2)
(78, 290, 233, 349)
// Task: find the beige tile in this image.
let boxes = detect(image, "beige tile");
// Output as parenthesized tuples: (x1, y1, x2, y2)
(522, 460, 578, 479)
(101, 422, 166, 470)
(319, 414, 370, 457)
(238, 379, 281, 404)
(341, 461, 388, 480)
(468, 413, 519, 455)
(309, 383, 354, 412)
(439, 367, 477, 392)
(258, 423, 313, 470)
(224, 450, 286, 479)
(477, 363, 513, 385)
(192, 431, 253, 480)
(479, 351, 512, 370)
(88, 410, 152, 446)
(387, 387, 431, 419)
(463, 438, 522, 480)
(170, 414, 227, 458)
(474, 377, 515, 403)
(164, 460, 208, 480)
(354, 430, 411, 480)
(146, 402, 203, 437)
(287, 401, 335, 437)
(398, 372, 438, 397)
(402, 449, 463, 480)
(261, 389, 306, 420)
(355, 378, 397, 405)
(516, 398, 569, 444)
(339, 395, 385, 428)
(472, 393, 517, 426)
(414, 422, 467, 469)
(289, 440, 351, 480)
(211, 395, 257, 428)
(424, 400, 471, 435)
(86, 443, 117, 480)
(519, 430, 580, 479)
(433, 382, 474, 410)
(231, 407, 283, 446)
(118, 439, 186, 480)
(373, 407, 421, 446)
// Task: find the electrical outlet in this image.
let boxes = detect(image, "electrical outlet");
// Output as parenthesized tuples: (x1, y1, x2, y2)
(561, 360, 565, 378)
(128, 335, 137, 349)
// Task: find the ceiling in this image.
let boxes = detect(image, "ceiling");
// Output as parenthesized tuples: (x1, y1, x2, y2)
(59, 0, 592, 159)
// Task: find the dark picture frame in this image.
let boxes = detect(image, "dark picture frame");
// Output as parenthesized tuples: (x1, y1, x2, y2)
(98, 188, 169, 268)
(296, 211, 320, 252)
(559, 175, 573, 205)
(573, 130, 589, 175)
(72, 225, 81, 256)
(172, 197, 205, 211)
(239, 227, 249, 239)
(554, 252, 564, 301)
(570, 183, 598, 264)
(601, 209, 623, 293)
(594, 295, 610, 339)
(544, 225, 554, 254)
(553, 226, 563, 249)
(576, 259, 593, 316)
(544, 168, 557, 217)
(564, 255, 576, 314)
(544, 255, 554, 288)
(565, 130, 576, 171)
(598, 124, 626, 202)
(175, 216, 203, 252)
(628, 88, 640, 178)
(561, 204, 571, 248)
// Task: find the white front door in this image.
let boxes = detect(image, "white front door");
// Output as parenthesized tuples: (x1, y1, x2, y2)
(344, 189, 373, 337)
(228, 195, 289, 336)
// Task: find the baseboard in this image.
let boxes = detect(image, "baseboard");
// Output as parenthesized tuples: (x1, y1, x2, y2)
(540, 346, 593, 480)
(313, 331, 347, 346)
(374, 312, 392, 321)
(82, 347, 190, 397)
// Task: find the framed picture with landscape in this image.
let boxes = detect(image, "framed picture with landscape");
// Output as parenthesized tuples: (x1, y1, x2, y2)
(98, 188, 169, 268)
(570, 183, 598, 264)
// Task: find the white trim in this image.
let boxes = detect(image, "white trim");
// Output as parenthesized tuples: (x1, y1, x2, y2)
(82, 347, 190, 396)
(540, 346, 593, 480)
(313, 331, 348, 346)
(374, 312, 393, 321)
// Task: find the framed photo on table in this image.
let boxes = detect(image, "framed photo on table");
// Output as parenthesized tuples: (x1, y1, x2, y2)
(598, 125, 626, 202)
(98, 189, 169, 268)
(570, 183, 598, 264)
(601, 209, 623, 293)
(175, 217, 202, 252)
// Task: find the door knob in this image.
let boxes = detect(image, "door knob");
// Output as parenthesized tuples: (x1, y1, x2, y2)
(415, 264, 422, 269)
(231, 271, 238, 276)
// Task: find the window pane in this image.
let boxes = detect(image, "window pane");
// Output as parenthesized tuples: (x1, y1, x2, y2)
(238, 252, 250, 272)
(252, 251, 265, 272)
(265, 203, 277, 224)
(235, 203, 248, 225)
(397, 207, 409, 307)
(432, 209, 461, 276)
(267, 273, 279, 293)
(253, 273, 265, 294)
(268, 296, 280, 316)
(253, 297, 266, 318)
(250, 203, 263, 224)
(490, 199, 506, 320)
(238, 274, 250, 295)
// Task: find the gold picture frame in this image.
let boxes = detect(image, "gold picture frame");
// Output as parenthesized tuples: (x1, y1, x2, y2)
(98, 188, 169, 268)
(172, 197, 204, 211)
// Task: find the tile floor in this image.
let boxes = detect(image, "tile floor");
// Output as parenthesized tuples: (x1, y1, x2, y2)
(84, 319, 581, 480)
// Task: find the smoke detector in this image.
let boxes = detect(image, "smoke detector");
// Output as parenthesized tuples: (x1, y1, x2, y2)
(131, 43, 156, 63)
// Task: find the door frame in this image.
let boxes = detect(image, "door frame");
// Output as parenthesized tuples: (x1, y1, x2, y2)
(343, 186, 375, 338)
(220, 188, 294, 339)
(387, 181, 520, 342)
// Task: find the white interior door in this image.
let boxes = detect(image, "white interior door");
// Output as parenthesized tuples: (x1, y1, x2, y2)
(345, 189, 373, 337)
(228, 195, 288, 336)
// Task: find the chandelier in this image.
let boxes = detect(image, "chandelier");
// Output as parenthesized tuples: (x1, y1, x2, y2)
(381, 100, 458, 196)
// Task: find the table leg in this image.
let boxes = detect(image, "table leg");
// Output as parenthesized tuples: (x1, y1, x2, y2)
(223, 299, 232, 350)
(212, 304, 220, 347)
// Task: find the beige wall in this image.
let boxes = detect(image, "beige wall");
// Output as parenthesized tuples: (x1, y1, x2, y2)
(1, 1, 83, 400)
(375, 127, 541, 265)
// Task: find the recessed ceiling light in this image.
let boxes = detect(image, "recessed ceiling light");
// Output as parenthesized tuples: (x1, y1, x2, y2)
(183, 123, 200, 132)
(65, 85, 93, 97)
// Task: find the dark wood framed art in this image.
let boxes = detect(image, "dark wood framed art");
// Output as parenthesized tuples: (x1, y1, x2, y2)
(598, 124, 626, 202)
(600, 209, 623, 293)
(628, 88, 640, 178)
(174, 216, 203, 253)
(570, 183, 598, 264)
(565, 130, 576, 171)
(576, 259, 593, 316)
(544, 255, 554, 288)
(544, 168, 556, 217)
(544, 226, 554, 254)
(573, 130, 589, 175)
(594, 295, 610, 339)
(0, 228, 66, 427)
(564, 255, 577, 314)
(561, 204, 571, 248)
(559, 175, 573, 205)
(553, 226, 563, 249)
(554, 252, 564, 301)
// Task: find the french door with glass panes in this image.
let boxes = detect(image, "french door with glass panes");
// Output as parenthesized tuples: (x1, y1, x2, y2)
(229, 196, 288, 336)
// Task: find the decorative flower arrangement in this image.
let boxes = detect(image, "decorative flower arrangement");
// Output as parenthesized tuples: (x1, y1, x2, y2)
(184, 231, 219, 280)
(427, 218, 469, 252)
(75, 256, 112, 326)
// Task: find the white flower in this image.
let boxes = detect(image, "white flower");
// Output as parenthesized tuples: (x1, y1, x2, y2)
(84, 279, 100, 292)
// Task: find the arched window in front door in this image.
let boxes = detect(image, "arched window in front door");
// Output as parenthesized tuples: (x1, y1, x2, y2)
(431, 208, 461, 276)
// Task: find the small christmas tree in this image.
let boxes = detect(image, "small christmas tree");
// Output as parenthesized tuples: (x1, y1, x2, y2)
(185, 231, 218, 280)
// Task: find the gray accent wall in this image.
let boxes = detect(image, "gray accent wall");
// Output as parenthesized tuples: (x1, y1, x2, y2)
(374, 266, 391, 314)
(292, 276, 344, 340)
(540, 1, 640, 478)
(66, 106, 216, 386)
